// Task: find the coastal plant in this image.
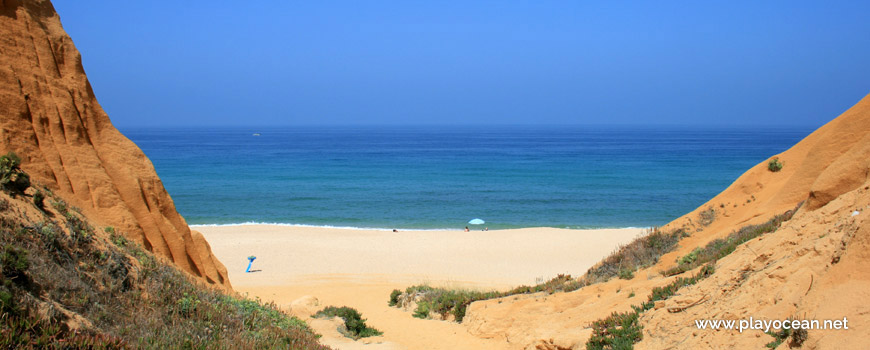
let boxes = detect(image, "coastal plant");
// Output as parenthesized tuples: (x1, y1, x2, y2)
(582, 227, 685, 285)
(698, 207, 716, 226)
(790, 327, 808, 347)
(0, 152, 30, 194)
(398, 285, 504, 322)
(678, 248, 701, 266)
(32, 190, 45, 211)
(0, 245, 29, 280)
(174, 292, 201, 317)
(51, 199, 68, 216)
(768, 157, 784, 172)
(0, 192, 329, 349)
(663, 205, 799, 276)
(388, 289, 402, 306)
(765, 325, 792, 349)
(314, 306, 382, 339)
(413, 302, 431, 319)
(585, 264, 715, 350)
(618, 268, 635, 280)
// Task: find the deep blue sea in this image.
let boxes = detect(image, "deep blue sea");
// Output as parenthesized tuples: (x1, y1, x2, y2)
(122, 126, 811, 230)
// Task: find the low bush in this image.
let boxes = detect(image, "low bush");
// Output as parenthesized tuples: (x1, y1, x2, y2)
(0, 152, 30, 194)
(698, 207, 716, 226)
(391, 226, 688, 323)
(768, 157, 783, 172)
(0, 192, 329, 349)
(388, 289, 401, 306)
(314, 306, 382, 339)
(32, 190, 45, 211)
(583, 227, 685, 285)
(586, 264, 715, 350)
(664, 206, 799, 276)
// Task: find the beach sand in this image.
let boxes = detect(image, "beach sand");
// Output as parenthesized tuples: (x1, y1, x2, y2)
(199, 225, 643, 350)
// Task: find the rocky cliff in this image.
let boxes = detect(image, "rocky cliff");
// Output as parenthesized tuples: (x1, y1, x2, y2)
(0, 0, 229, 287)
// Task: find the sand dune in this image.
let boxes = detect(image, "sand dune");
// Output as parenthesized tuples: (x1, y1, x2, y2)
(199, 225, 643, 349)
(463, 94, 870, 349)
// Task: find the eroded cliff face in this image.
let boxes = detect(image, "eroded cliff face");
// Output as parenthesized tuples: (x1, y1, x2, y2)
(463, 95, 870, 349)
(0, 0, 229, 287)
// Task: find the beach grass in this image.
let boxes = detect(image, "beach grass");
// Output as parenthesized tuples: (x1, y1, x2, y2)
(0, 190, 328, 349)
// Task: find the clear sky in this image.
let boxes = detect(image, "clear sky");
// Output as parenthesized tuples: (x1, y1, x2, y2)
(52, 1, 870, 128)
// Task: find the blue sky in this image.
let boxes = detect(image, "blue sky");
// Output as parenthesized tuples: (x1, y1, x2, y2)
(53, 1, 870, 128)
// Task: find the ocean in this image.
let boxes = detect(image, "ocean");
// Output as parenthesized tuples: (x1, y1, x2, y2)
(123, 125, 812, 230)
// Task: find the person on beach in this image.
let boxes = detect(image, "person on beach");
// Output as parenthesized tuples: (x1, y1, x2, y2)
(465, 226, 469, 232)
(485, 227, 488, 231)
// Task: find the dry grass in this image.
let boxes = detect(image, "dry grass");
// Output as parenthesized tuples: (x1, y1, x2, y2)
(581, 227, 686, 285)
(0, 191, 330, 349)
(663, 204, 800, 276)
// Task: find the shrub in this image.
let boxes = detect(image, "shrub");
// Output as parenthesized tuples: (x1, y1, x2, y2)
(388, 289, 402, 306)
(0, 245, 29, 280)
(0, 192, 328, 349)
(698, 207, 716, 226)
(586, 264, 715, 350)
(396, 285, 504, 322)
(51, 199, 68, 216)
(791, 327, 808, 347)
(314, 306, 382, 339)
(663, 206, 799, 276)
(768, 157, 783, 172)
(583, 227, 685, 284)
(766, 327, 792, 349)
(174, 292, 200, 317)
(586, 311, 642, 350)
(618, 268, 634, 280)
(412, 301, 430, 319)
(32, 190, 45, 211)
(0, 152, 30, 194)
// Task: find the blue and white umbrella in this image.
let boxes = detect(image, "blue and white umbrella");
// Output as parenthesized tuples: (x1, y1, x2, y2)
(468, 218, 485, 225)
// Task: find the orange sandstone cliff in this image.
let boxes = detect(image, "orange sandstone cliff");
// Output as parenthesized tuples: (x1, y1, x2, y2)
(0, 0, 229, 287)
(464, 94, 870, 349)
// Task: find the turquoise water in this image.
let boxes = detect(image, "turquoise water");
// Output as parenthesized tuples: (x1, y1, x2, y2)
(123, 126, 811, 230)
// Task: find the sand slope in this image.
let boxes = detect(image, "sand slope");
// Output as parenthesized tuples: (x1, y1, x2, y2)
(464, 93, 870, 349)
(0, 0, 229, 287)
(199, 225, 643, 350)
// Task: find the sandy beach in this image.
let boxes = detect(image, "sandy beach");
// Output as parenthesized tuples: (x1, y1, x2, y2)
(199, 225, 643, 349)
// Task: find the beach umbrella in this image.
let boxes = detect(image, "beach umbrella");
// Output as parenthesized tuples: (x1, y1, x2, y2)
(468, 218, 485, 225)
(246, 256, 256, 273)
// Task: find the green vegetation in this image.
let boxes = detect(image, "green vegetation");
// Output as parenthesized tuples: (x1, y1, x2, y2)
(765, 328, 790, 349)
(388, 289, 402, 307)
(401, 286, 496, 322)
(413, 302, 431, 319)
(583, 227, 686, 285)
(313, 306, 382, 339)
(389, 205, 799, 348)
(698, 207, 716, 226)
(663, 206, 799, 276)
(397, 275, 586, 323)
(32, 190, 45, 211)
(586, 206, 798, 349)
(768, 157, 784, 172)
(764, 319, 808, 349)
(585, 264, 715, 350)
(390, 227, 691, 323)
(0, 152, 30, 194)
(618, 268, 635, 280)
(0, 184, 329, 348)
